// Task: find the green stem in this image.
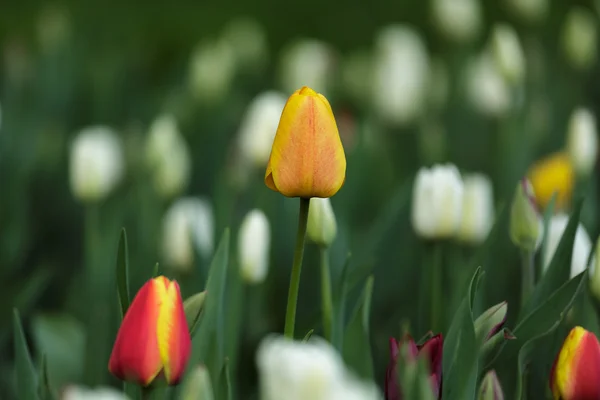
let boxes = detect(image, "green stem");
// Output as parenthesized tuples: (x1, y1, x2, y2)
(430, 242, 443, 333)
(521, 250, 535, 308)
(320, 246, 334, 342)
(283, 197, 311, 339)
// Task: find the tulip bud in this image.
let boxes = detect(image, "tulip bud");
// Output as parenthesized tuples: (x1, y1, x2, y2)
(457, 173, 495, 245)
(490, 24, 526, 85)
(238, 209, 271, 284)
(278, 39, 335, 96)
(181, 365, 214, 400)
(506, 0, 548, 24)
(550, 326, 600, 399)
(566, 108, 598, 177)
(162, 197, 214, 273)
(307, 198, 337, 247)
(264, 86, 346, 198)
(474, 302, 508, 341)
(478, 370, 504, 400)
(69, 126, 124, 203)
(466, 53, 510, 118)
(543, 213, 593, 279)
(188, 39, 235, 104)
(431, 0, 482, 43)
(411, 164, 464, 239)
(109, 276, 192, 386)
(61, 385, 130, 400)
(590, 238, 600, 301)
(561, 7, 598, 71)
(528, 152, 574, 211)
(510, 179, 542, 252)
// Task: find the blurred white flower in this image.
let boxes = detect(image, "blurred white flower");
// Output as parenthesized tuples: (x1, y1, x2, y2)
(561, 7, 598, 71)
(256, 334, 381, 400)
(238, 209, 271, 284)
(145, 113, 191, 198)
(491, 24, 526, 85)
(543, 214, 593, 278)
(341, 50, 373, 105)
(566, 108, 598, 176)
(69, 126, 124, 203)
(221, 17, 268, 73)
(278, 39, 336, 95)
(307, 198, 337, 247)
(431, 0, 482, 43)
(372, 25, 430, 126)
(458, 174, 495, 244)
(237, 91, 287, 168)
(427, 59, 450, 110)
(466, 53, 511, 118)
(412, 164, 464, 239)
(189, 39, 236, 104)
(506, 0, 548, 24)
(162, 197, 214, 272)
(62, 385, 130, 400)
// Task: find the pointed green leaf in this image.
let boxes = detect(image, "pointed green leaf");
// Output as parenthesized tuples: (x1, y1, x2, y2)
(343, 275, 374, 380)
(115, 228, 130, 319)
(332, 253, 351, 351)
(302, 329, 314, 342)
(218, 358, 232, 400)
(13, 309, 39, 400)
(184, 291, 207, 337)
(38, 354, 53, 400)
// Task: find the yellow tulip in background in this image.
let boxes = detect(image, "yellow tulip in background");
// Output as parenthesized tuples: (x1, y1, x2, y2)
(528, 152, 574, 211)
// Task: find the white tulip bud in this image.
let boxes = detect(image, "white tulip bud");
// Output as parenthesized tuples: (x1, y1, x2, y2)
(238, 209, 271, 284)
(412, 164, 464, 239)
(466, 53, 510, 118)
(491, 24, 526, 85)
(431, 0, 482, 43)
(543, 214, 593, 278)
(221, 17, 268, 73)
(561, 7, 598, 71)
(566, 108, 598, 176)
(278, 39, 335, 96)
(372, 25, 430, 126)
(256, 335, 381, 400)
(162, 197, 214, 273)
(307, 198, 337, 247)
(61, 385, 130, 400)
(145, 114, 191, 198)
(505, 0, 548, 24)
(237, 91, 287, 168)
(181, 365, 214, 400)
(457, 174, 495, 244)
(69, 126, 124, 203)
(188, 39, 236, 104)
(510, 179, 543, 253)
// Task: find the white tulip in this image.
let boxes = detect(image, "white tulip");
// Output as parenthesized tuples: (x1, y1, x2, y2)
(431, 0, 482, 43)
(162, 197, 214, 272)
(237, 91, 287, 168)
(466, 53, 511, 118)
(566, 108, 598, 176)
(372, 25, 430, 126)
(457, 174, 495, 244)
(145, 114, 191, 198)
(491, 24, 526, 85)
(561, 7, 598, 70)
(278, 39, 335, 96)
(412, 164, 464, 239)
(543, 214, 593, 278)
(62, 385, 130, 400)
(69, 126, 124, 203)
(505, 0, 548, 24)
(188, 39, 236, 104)
(256, 335, 381, 400)
(307, 198, 337, 247)
(238, 209, 271, 284)
(221, 17, 268, 72)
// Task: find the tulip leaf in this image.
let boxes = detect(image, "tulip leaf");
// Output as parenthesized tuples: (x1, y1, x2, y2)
(302, 329, 314, 342)
(13, 309, 39, 400)
(442, 267, 482, 400)
(343, 275, 374, 380)
(520, 199, 582, 319)
(218, 358, 232, 400)
(332, 253, 351, 351)
(537, 193, 558, 278)
(115, 228, 130, 319)
(184, 291, 207, 337)
(37, 353, 53, 400)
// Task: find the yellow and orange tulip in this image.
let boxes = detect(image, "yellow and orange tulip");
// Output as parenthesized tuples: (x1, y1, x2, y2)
(528, 151, 574, 211)
(550, 326, 600, 400)
(264, 86, 346, 198)
(109, 276, 191, 386)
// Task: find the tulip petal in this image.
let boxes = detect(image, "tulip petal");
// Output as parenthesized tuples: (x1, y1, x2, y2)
(156, 277, 192, 385)
(265, 86, 346, 198)
(109, 278, 163, 386)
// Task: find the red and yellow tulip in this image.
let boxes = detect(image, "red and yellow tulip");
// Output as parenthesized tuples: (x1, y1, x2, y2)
(264, 86, 346, 198)
(550, 326, 600, 400)
(109, 276, 191, 386)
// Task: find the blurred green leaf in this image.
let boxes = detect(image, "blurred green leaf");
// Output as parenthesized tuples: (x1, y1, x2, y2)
(396, 353, 436, 400)
(116, 228, 131, 319)
(184, 291, 207, 337)
(332, 253, 351, 351)
(343, 275, 374, 380)
(153, 262, 160, 278)
(218, 358, 232, 400)
(37, 354, 53, 400)
(537, 193, 558, 278)
(13, 309, 39, 400)
(302, 329, 314, 342)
